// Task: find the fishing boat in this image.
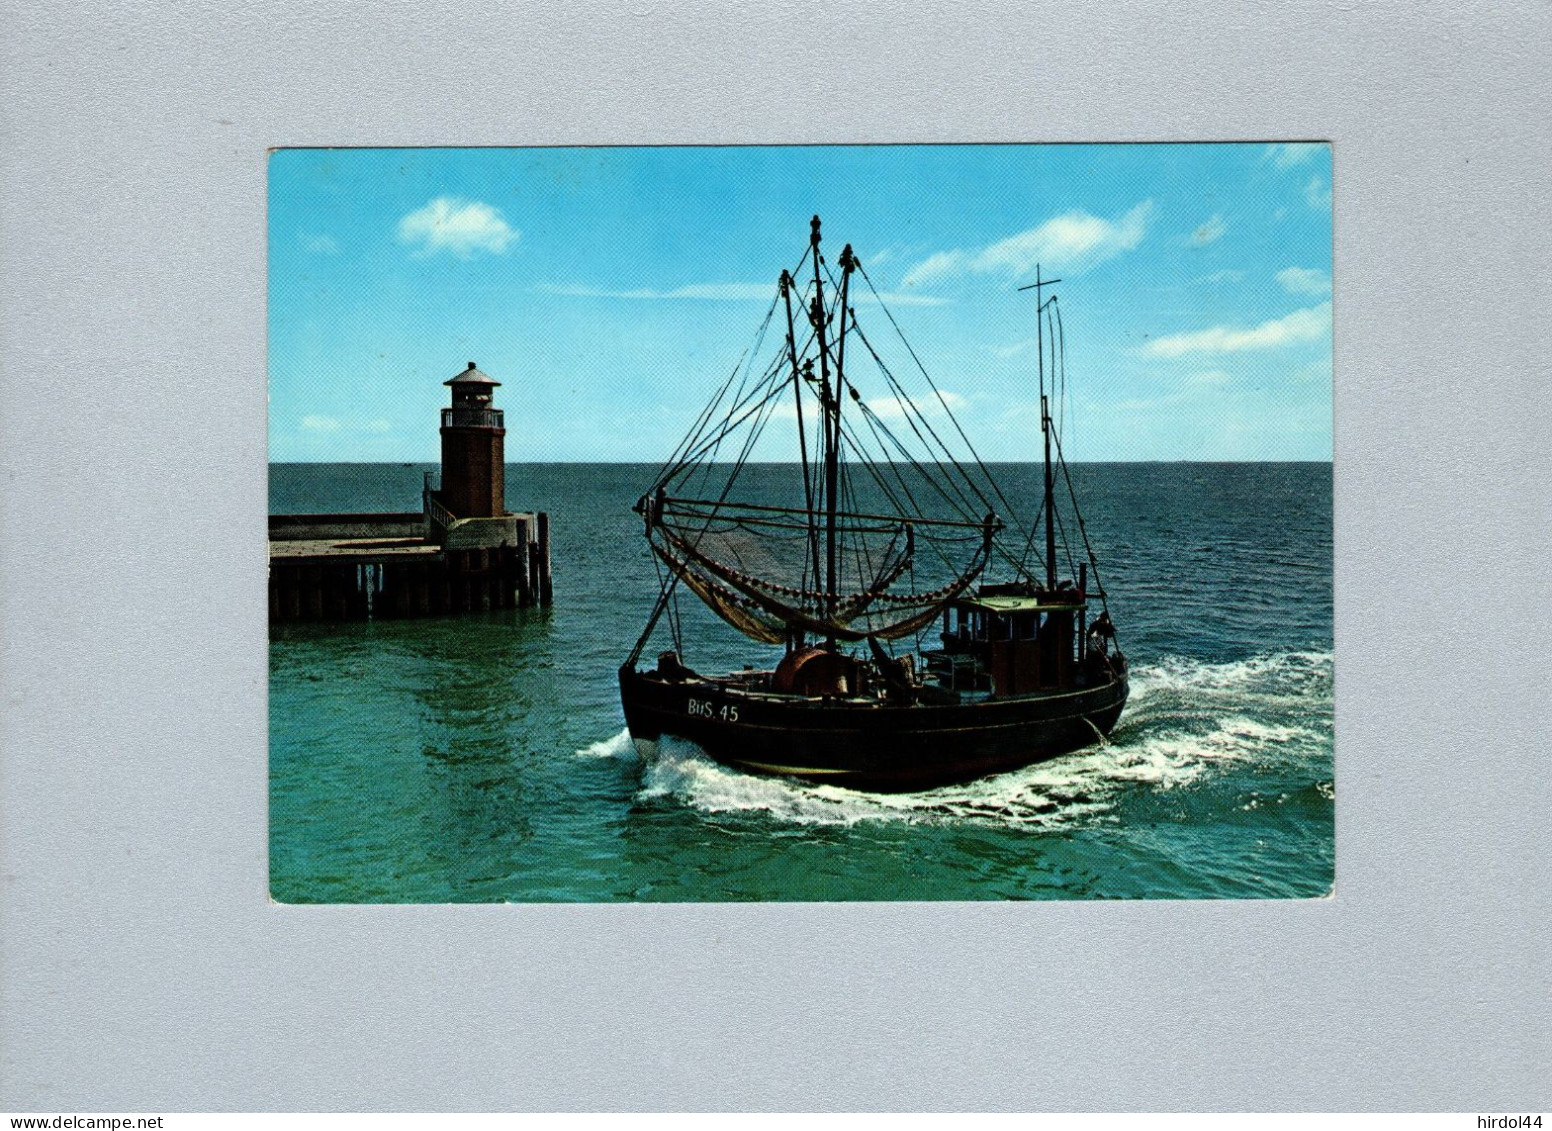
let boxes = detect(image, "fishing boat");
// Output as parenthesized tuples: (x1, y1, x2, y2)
(618, 216, 1128, 791)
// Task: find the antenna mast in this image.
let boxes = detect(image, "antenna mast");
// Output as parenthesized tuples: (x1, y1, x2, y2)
(1018, 265, 1061, 589)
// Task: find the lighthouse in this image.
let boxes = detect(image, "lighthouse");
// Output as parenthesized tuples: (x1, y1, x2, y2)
(439, 361, 506, 518)
(268, 358, 551, 621)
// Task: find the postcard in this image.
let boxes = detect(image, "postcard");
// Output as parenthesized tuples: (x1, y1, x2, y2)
(268, 144, 1333, 902)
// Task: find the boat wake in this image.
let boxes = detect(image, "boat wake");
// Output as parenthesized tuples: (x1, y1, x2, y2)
(579, 650, 1332, 830)
(575, 728, 639, 761)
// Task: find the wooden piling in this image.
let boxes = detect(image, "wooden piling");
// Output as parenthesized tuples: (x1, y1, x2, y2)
(353, 566, 370, 618)
(495, 545, 511, 609)
(325, 564, 343, 619)
(537, 511, 554, 605)
(303, 564, 323, 619)
(514, 517, 532, 607)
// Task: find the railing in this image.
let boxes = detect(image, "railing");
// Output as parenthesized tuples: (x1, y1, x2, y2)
(425, 492, 457, 532)
(441, 407, 503, 429)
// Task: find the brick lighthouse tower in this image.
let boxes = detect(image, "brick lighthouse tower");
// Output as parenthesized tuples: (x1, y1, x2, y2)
(439, 361, 506, 518)
(268, 358, 552, 621)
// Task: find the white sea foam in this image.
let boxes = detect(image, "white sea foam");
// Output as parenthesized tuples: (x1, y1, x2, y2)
(1128, 650, 1332, 706)
(574, 727, 638, 761)
(597, 650, 1332, 829)
(636, 714, 1316, 829)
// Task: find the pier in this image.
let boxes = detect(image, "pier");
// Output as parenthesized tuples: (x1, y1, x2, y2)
(269, 362, 553, 622)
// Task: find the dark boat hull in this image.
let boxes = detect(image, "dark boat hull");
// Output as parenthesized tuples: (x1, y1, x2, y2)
(618, 665, 1128, 792)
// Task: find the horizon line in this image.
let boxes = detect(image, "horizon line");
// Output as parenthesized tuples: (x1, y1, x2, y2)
(269, 457, 1335, 466)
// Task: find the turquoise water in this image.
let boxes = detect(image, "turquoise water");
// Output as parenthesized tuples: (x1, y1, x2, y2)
(269, 462, 1333, 901)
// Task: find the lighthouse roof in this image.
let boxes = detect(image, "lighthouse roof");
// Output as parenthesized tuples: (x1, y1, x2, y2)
(445, 361, 501, 388)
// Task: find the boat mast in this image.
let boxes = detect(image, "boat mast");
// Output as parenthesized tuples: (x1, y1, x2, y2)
(781, 268, 823, 632)
(835, 243, 856, 392)
(832, 243, 858, 638)
(810, 215, 840, 642)
(1019, 265, 1061, 589)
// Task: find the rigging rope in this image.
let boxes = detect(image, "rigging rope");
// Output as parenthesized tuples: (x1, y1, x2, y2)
(1049, 421, 1116, 633)
(855, 262, 1032, 538)
(656, 284, 782, 485)
(636, 229, 1116, 661)
(845, 397, 1034, 580)
(847, 318, 994, 522)
(1055, 299, 1068, 455)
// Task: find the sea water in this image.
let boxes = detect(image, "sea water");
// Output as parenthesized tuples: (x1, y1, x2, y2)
(269, 462, 1332, 901)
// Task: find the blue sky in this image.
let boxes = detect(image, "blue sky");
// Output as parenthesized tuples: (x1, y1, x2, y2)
(268, 144, 1332, 462)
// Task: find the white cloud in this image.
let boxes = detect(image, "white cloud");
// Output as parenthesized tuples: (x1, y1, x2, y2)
(864, 390, 968, 421)
(900, 200, 1154, 288)
(1304, 176, 1332, 209)
(365, 418, 392, 433)
(300, 415, 341, 432)
(865, 242, 928, 272)
(1277, 267, 1332, 296)
(1189, 214, 1228, 246)
(990, 339, 1037, 359)
(1190, 369, 1231, 385)
(1265, 143, 1324, 167)
(1143, 302, 1331, 358)
(900, 251, 968, 288)
(534, 281, 948, 307)
(302, 233, 339, 254)
(398, 197, 518, 256)
(1194, 268, 1244, 284)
